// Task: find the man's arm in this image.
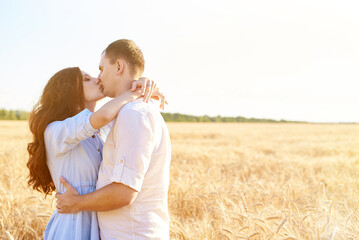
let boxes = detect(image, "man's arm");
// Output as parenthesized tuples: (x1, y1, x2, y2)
(56, 177, 138, 213)
(57, 107, 154, 214)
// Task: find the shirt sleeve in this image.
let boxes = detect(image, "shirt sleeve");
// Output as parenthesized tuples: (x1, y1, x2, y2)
(44, 108, 97, 156)
(109, 108, 154, 192)
(98, 120, 115, 142)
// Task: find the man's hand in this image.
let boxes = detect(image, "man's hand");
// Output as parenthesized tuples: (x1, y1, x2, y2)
(55, 177, 81, 214)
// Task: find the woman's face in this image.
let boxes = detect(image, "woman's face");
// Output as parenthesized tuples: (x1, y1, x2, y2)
(81, 71, 105, 103)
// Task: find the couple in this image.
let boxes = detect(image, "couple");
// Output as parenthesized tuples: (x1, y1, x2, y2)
(27, 39, 171, 239)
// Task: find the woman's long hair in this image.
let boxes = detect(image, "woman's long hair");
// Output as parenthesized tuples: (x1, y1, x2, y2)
(27, 67, 85, 196)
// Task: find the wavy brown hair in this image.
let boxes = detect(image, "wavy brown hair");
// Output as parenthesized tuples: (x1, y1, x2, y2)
(27, 67, 85, 196)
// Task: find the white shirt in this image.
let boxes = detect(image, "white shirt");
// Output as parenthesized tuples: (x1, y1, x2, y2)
(96, 99, 171, 240)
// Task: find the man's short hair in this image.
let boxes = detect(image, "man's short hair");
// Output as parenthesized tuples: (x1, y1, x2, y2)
(104, 39, 145, 76)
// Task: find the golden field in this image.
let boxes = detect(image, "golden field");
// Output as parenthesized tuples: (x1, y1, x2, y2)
(0, 121, 358, 239)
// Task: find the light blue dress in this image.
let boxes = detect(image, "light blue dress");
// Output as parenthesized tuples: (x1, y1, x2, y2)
(43, 109, 111, 240)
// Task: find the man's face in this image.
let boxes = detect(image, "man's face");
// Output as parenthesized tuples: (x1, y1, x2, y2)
(98, 52, 118, 98)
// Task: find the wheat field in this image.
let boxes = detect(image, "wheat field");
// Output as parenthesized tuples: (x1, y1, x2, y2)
(0, 121, 358, 239)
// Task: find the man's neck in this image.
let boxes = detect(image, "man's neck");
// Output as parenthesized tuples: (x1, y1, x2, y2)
(113, 74, 138, 98)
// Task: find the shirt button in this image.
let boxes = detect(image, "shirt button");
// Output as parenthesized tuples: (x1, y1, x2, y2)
(98, 148, 100, 152)
(92, 135, 95, 138)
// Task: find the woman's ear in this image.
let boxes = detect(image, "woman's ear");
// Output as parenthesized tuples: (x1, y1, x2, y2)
(116, 59, 124, 75)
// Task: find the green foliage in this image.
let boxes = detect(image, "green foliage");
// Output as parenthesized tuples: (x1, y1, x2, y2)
(0, 109, 29, 120)
(0, 109, 301, 123)
(160, 113, 302, 123)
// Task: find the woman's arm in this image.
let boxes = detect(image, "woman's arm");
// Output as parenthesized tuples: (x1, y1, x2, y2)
(90, 77, 157, 129)
(44, 91, 140, 156)
(89, 89, 141, 129)
(44, 79, 156, 156)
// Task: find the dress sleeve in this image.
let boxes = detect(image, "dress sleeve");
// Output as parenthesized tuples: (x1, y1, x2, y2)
(44, 109, 97, 157)
(109, 108, 154, 192)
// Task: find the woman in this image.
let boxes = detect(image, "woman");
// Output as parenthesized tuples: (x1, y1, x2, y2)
(26, 67, 164, 239)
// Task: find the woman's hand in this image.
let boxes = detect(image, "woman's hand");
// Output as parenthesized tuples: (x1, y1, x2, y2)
(131, 77, 156, 103)
(152, 88, 167, 110)
(131, 77, 168, 110)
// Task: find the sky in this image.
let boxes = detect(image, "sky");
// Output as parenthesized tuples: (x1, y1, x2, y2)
(1, 0, 359, 123)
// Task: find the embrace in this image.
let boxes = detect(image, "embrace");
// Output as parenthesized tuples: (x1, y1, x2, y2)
(27, 39, 171, 239)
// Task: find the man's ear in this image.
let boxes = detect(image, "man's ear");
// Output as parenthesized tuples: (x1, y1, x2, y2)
(115, 59, 124, 75)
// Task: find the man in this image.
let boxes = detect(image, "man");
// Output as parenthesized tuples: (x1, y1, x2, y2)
(56, 39, 171, 239)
